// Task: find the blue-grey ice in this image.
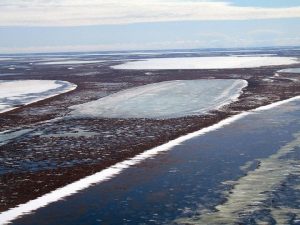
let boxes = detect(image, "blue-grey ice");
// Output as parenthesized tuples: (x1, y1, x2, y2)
(278, 68, 300, 73)
(70, 79, 247, 119)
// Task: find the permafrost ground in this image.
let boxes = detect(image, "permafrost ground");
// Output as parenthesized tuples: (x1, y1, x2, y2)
(0, 48, 300, 218)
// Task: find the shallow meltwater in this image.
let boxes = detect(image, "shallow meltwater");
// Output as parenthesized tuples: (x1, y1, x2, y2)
(4, 99, 300, 225)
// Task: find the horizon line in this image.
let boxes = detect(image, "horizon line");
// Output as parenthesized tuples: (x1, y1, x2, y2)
(1, 45, 300, 56)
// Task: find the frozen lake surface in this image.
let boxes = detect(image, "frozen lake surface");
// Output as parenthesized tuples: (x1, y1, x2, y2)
(0, 80, 77, 113)
(278, 68, 300, 73)
(71, 79, 247, 119)
(112, 56, 299, 70)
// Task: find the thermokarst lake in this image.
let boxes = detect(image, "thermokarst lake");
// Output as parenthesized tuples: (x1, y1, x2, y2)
(4, 93, 300, 225)
(0, 80, 76, 113)
(0, 49, 300, 225)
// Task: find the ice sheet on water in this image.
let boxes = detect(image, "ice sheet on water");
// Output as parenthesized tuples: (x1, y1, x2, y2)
(70, 79, 247, 119)
(0, 80, 77, 113)
(278, 68, 300, 73)
(111, 56, 298, 70)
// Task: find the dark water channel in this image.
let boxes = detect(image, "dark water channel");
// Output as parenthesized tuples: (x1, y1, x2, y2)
(11, 99, 300, 225)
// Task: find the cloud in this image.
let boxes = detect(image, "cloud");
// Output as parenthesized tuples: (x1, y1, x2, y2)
(0, 0, 300, 26)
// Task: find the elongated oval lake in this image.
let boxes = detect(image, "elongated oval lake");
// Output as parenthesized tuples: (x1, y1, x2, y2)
(70, 79, 247, 119)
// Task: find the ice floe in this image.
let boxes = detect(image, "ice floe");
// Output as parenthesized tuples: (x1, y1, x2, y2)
(0, 80, 77, 113)
(70, 79, 247, 119)
(112, 56, 299, 70)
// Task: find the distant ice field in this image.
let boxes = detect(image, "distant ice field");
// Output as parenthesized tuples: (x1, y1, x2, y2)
(0, 80, 77, 113)
(37, 60, 105, 65)
(112, 56, 299, 70)
(70, 79, 247, 119)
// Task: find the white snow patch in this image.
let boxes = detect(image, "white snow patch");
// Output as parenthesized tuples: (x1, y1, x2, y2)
(0, 80, 77, 113)
(112, 56, 298, 70)
(70, 79, 247, 119)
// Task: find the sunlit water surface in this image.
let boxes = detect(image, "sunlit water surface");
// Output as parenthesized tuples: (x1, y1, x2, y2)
(10, 99, 300, 225)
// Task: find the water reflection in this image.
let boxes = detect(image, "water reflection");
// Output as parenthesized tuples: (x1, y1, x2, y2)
(11, 100, 300, 225)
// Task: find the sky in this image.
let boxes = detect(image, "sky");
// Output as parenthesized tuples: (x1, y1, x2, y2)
(0, 0, 300, 54)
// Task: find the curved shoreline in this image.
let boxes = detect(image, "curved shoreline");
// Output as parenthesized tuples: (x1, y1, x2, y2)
(0, 80, 77, 114)
(1, 95, 300, 225)
(70, 79, 248, 119)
